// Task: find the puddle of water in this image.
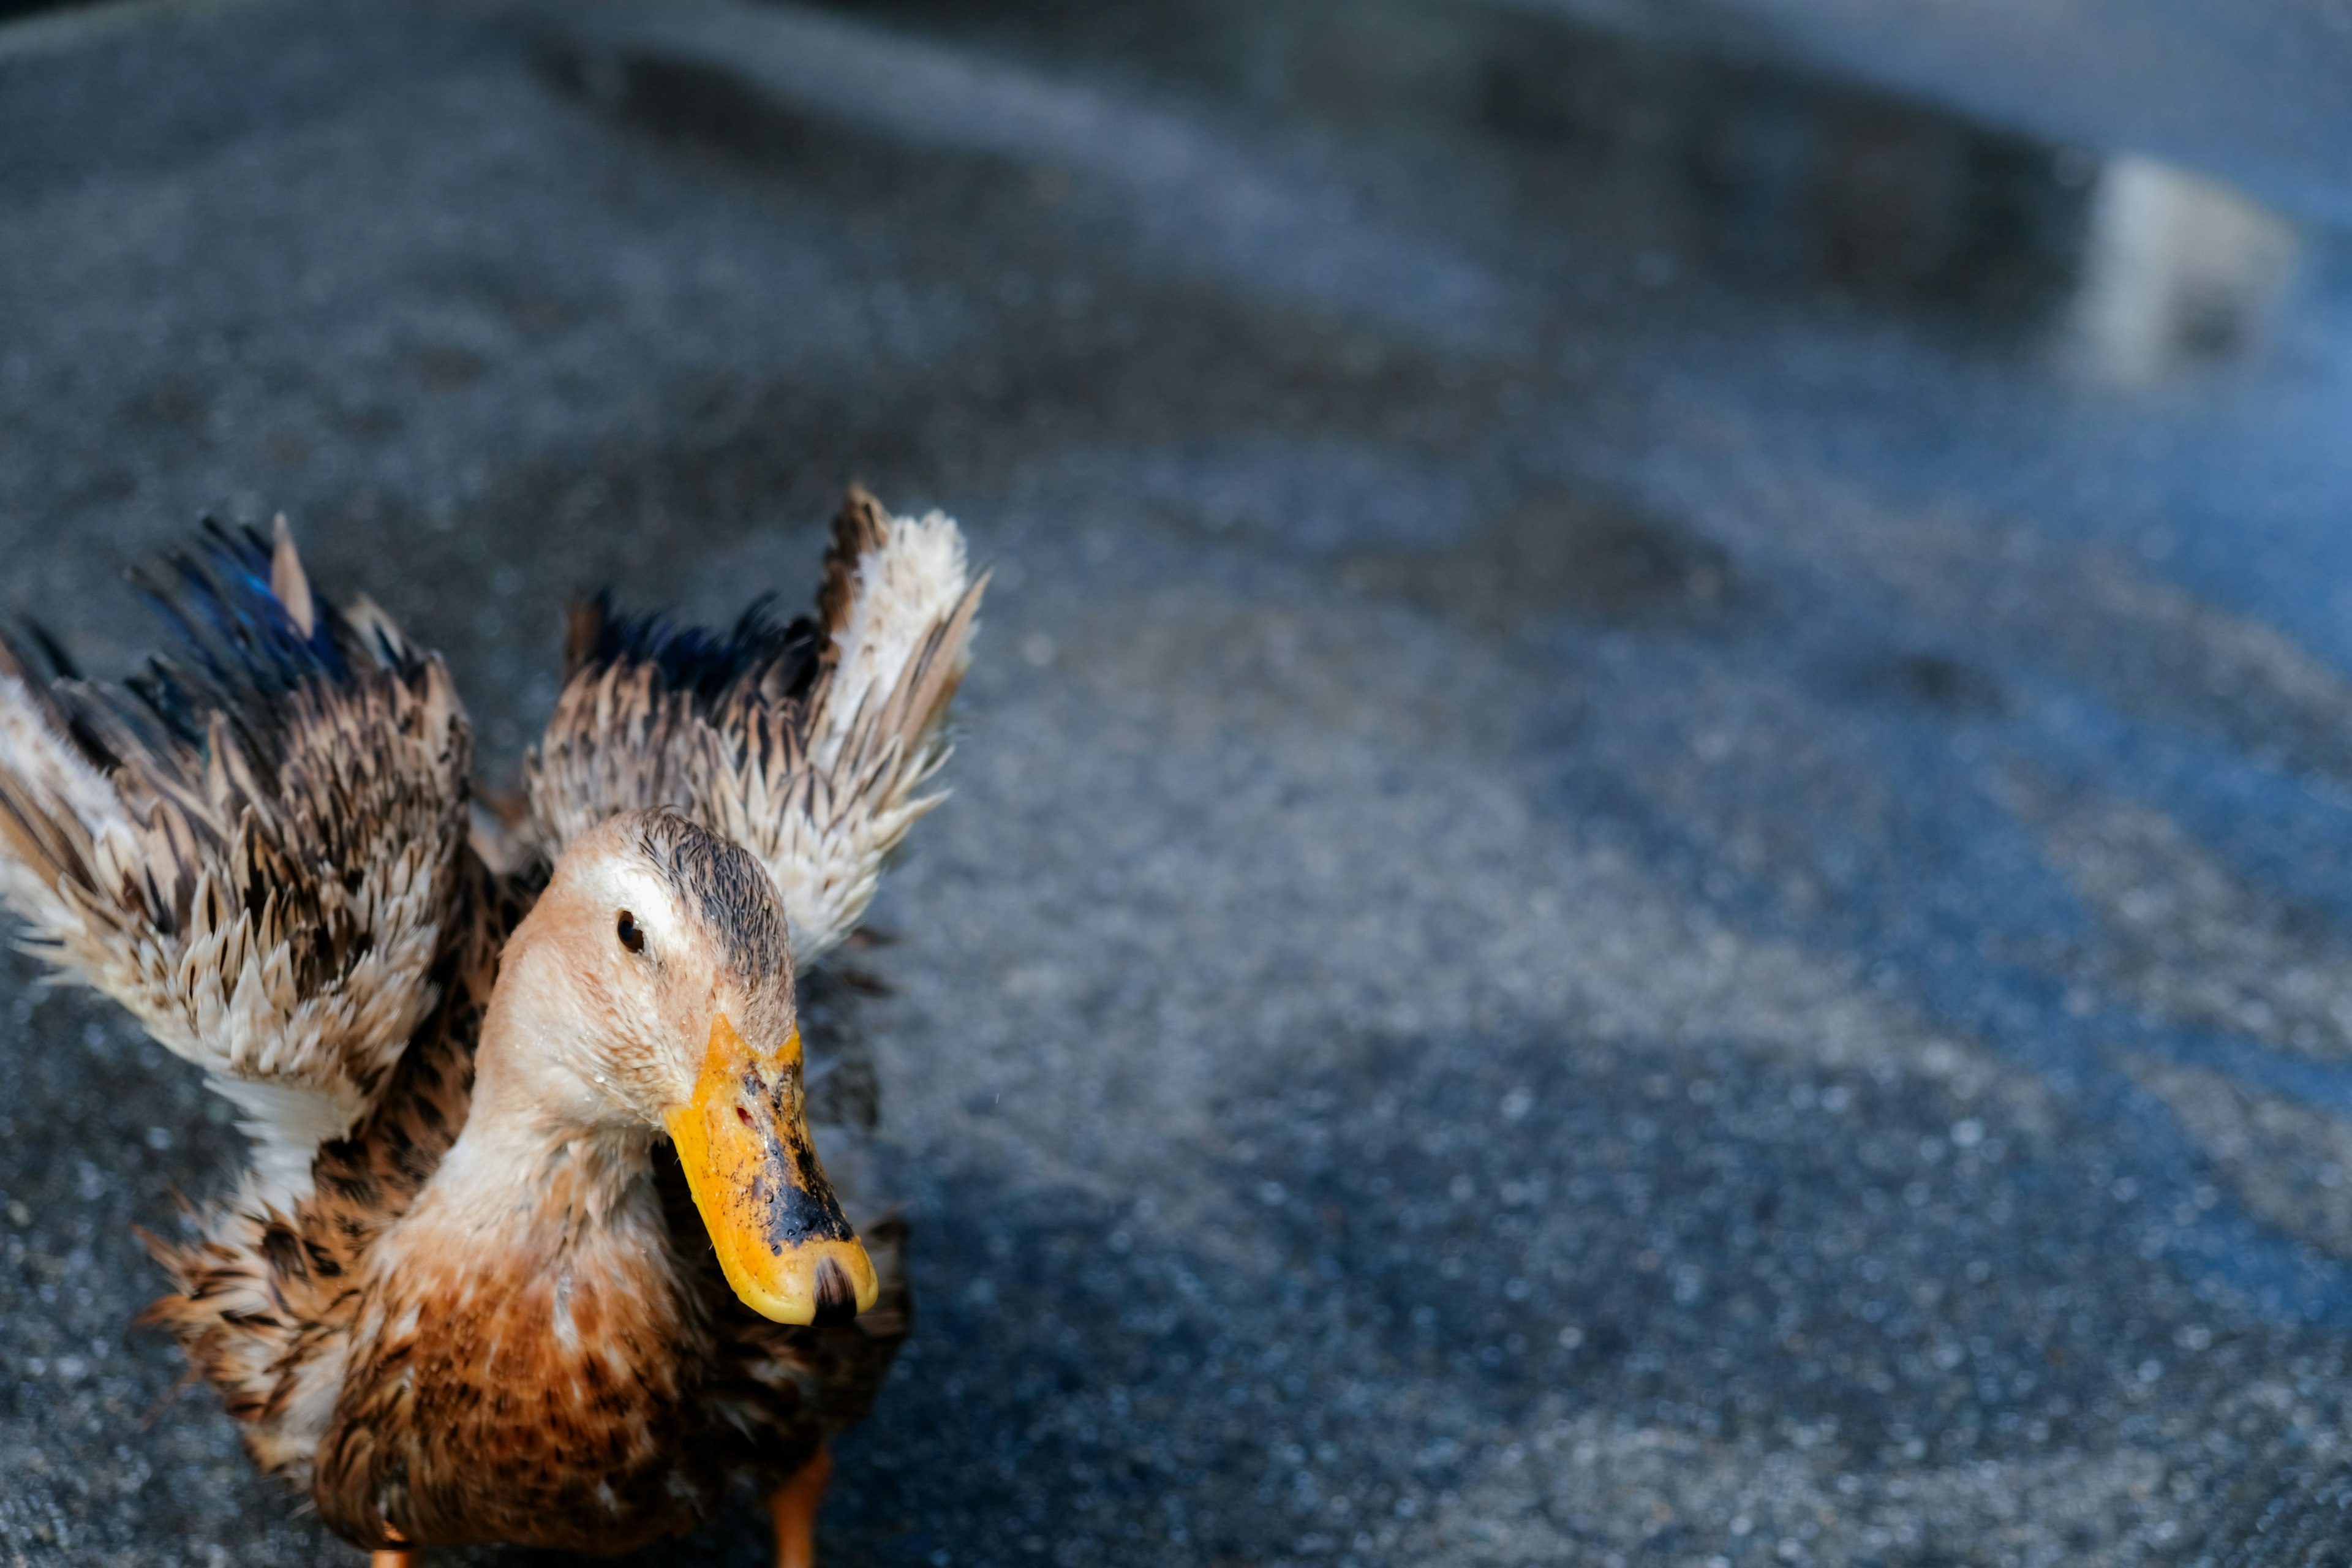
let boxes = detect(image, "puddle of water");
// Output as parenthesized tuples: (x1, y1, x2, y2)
(1458, 5, 2312, 383)
(825, 0, 2313, 385)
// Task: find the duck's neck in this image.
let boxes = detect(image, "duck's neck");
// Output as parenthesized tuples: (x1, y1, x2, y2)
(417, 1095, 657, 1245)
(397, 938, 660, 1256)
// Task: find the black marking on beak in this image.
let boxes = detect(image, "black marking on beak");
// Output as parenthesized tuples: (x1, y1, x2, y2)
(739, 1063, 856, 1250)
(811, 1255, 858, 1326)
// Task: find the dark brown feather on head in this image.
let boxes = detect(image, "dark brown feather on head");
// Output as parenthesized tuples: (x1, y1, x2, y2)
(636, 809, 792, 985)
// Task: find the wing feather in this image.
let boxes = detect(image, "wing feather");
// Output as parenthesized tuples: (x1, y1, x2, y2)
(0, 519, 470, 1199)
(527, 488, 982, 969)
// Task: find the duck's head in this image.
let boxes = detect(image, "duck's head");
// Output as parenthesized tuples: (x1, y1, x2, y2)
(502, 809, 878, 1327)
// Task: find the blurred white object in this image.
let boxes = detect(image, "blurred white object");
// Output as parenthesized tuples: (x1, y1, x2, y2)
(2067, 155, 2301, 386)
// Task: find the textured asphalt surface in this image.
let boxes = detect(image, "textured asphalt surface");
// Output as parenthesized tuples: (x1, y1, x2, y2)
(6, 1, 2352, 1564)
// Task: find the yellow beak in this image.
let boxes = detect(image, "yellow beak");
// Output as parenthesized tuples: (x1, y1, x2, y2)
(663, 1014, 879, 1325)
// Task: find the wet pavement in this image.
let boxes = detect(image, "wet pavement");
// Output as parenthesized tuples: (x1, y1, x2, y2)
(4, 0, 2352, 1563)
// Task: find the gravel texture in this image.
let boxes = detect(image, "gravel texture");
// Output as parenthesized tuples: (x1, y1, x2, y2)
(3, 1, 2352, 1564)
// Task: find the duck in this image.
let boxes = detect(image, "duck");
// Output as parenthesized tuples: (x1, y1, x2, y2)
(0, 488, 984, 1564)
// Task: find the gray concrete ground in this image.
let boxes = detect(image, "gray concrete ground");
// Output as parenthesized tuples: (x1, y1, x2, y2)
(4, 1, 2352, 1563)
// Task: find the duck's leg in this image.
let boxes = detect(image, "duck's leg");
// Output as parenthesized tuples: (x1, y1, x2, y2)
(371, 1519, 418, 1566)
(769, 1444, 834, 1568)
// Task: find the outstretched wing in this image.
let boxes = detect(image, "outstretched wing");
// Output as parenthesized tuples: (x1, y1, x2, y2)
(0, 521, 471, 1199)
(528, 488, 982, 970)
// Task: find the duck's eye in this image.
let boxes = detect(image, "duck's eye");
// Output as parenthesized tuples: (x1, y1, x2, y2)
(616, 910, 645, 954)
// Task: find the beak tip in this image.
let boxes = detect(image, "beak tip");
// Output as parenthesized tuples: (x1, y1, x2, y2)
(810, 1254, 860, 1327)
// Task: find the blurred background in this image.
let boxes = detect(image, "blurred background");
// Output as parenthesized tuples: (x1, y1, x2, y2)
(4, 0, 2352, 1562)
